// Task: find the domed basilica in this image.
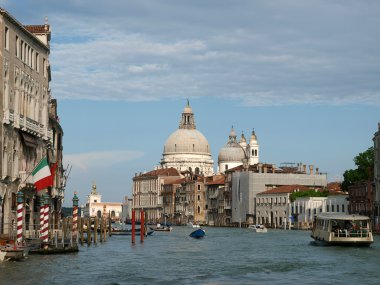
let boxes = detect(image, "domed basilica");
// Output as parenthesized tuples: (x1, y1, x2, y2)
(160, 101, 259, 176)
(160, 101, 214, 175)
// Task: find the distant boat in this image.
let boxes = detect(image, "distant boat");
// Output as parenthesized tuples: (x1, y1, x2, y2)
(111, 228, 154, 236)
(248, 224, 267, 233)
(150, 223, 173, 232)
(187, 222, 200, 228)
(311, 213, 374, 247)
(189, 228, 206, 238)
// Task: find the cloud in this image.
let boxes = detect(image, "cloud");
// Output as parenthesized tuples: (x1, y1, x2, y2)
(5, 0, 379, 106)
(63, 150, 145, 171)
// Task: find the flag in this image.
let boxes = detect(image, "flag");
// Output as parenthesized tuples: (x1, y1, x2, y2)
(32, 157, 52, 191)
(49, 162, 58, 186)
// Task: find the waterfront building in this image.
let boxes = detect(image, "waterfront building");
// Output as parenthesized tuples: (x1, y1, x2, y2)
(205, 174, 226, 226)
(83, 183, 122, 221)
(218, 127, 259, 173)
(347, 181, 374, 218)
(160, 101, 214, 176)
(132, 168, 181, 222)
(120, 196, 133, 223)
(374, 123, 380, 230)
(0, 9, 64, 238)
(229, 163, 327, 226)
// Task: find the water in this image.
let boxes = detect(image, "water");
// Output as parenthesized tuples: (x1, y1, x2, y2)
(1, 227, 380, 284)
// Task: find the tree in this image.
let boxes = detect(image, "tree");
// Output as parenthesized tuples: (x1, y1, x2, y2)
(341, 147, 374, 191)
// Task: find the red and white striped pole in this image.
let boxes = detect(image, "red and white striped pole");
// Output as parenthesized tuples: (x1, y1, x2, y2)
(16, 191, 24, 245)
(42, 194, 50, 248)
(39, 196, 45, 241)
(72, 192, 79, 240)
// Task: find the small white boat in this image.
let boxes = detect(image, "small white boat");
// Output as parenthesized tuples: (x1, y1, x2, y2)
(0, 245, 25, 261)
(187, 222, 200, 228)
(248, 224, 267, 233)
(311, 213, 374, 247)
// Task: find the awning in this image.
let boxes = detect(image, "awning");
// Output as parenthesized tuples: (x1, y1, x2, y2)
(20, 131, 38, 148)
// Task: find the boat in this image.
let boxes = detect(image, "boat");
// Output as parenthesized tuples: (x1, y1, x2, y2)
(248, 224, 267, 233)
(0, 250, 6, 262)
(111, 228, 154, 236)
(0, 245, 25, 261)
(311, 213, 374, 247)
(187, 222, 200, 228)
(189, 228, 206, 238)
(149, 223, 172, 232)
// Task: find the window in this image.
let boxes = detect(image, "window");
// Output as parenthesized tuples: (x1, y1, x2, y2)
(5, 27, 9, 50)
(225, 164, 228, 170)
(342, 204, 345, 212)
(36, 53, 39, 72)
(332, 205, 335, 212)
(197, 195, 200, 201)
(43, 58, 47, 77)
(16, 36, 19, 57)
(337, 205, 340, 212)
(197, 185, 200, 191)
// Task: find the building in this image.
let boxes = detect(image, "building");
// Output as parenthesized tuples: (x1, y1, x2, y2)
(230, 163, 327, 226)
(0, 9, 64, 238)
(132, 168, 181, 222)
(218, 127, 259, 172)
(160, 101, 214, 176)
(82, 183, 122, 221)
(205, 174, 225, 226)
(374, 123, 380, 229)
(348, 181, 374, 217)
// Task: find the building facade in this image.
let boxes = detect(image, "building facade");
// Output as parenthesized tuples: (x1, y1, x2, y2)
(348, 181, 374, 217)
(132, 168, 181, 222)
(374, 123, 380, 229)
(0, 9, 64, 238)
(230, 163, 327, 226)
(83, 183, 122, 221)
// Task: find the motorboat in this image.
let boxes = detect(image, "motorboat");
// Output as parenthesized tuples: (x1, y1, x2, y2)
(311, 213, 374, 247)
(248, 224, 267, 233)
(150, 223, 172, 232)
(0, 245, 25, 261)
(189, 228, 206, 238)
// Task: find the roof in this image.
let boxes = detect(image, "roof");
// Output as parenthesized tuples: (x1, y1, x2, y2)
(134, 168, 180, 179)
(206, 176, 225, 185)
(258, 185, 312, 195)
(24, 25, 49, 34)
(327, 182, 342, 192)
(316, 212, 371, 220)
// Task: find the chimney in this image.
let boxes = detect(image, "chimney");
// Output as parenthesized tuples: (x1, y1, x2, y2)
(309, 165, 314, 175)
(316, 167, 319, 175)
(263, 165, 267, 173)
(303, 165, 307, 174)
(258, 163, 263, 173)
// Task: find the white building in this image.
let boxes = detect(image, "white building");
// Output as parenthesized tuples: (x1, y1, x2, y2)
(160, 101, 214, 176)
(231, 166, 327, 225)
(83, 183, 122, 221)
(218, 127, 259, 173)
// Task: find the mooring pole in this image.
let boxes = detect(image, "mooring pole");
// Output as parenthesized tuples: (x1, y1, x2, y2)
(140, 209, 145, 243)
(131, 210, 135, 244)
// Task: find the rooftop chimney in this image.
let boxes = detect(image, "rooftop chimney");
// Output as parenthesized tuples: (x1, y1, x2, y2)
(309, 165, 314, 175)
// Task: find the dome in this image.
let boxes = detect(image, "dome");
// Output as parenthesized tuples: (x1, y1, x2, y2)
(218, 126, 246, 163)
(218, 145, 245, 163)
(163, 129, 211, 154)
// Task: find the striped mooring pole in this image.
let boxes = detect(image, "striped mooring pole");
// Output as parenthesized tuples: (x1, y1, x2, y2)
(16, 191, 24, 245)
(72, 192, 79, 239)
(39, 195, 45, 241)
(42, 194, 50, 248)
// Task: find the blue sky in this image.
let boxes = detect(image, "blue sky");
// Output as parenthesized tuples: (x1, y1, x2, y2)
(2, 0, 379, 206)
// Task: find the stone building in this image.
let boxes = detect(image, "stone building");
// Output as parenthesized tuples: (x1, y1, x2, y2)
(82, 183, 122, 221)
(132, 168, 181, 222)
(205, 174, 226, 226)
(229, 163, 327, 226)
(348, 181, 374, 217)
(160, 101, 214, 176)
(0, 9, 64, 238)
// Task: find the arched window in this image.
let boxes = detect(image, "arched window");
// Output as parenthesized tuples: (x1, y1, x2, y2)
(97, 210, 102, 218)
(195, 167, 200, 175)
(197, 206, 200, 214)
(111, 211, 116, 218)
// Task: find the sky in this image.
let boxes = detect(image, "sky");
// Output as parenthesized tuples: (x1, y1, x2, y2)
(2, 0, 379, 206)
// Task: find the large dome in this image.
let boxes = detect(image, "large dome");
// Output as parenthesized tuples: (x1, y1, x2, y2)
(161, 101, 214, 176)
(164, 129, 211, 154)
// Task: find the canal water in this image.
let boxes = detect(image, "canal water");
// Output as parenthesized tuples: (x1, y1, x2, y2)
(1, 226, 380, 284)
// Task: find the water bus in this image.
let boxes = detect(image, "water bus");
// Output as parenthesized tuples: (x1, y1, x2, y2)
(311, 213, 374, 247)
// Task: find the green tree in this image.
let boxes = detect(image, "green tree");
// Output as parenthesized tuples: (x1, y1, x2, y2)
(341, 147, 374, 191)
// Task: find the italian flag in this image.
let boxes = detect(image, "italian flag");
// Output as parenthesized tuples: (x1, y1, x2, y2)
(32, 157, 52, 191)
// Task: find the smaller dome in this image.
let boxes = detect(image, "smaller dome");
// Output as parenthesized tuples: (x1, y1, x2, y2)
(218, 127, 246, 163)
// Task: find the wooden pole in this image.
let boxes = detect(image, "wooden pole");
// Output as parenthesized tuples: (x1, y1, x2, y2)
(140, 210, 145, 242)
(131, 210, 135, 244)
(86, 218, 91, 245)
(80, 217, 84, 244)
(100, 217, 103, 242)
(94, 217, 98, 244)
